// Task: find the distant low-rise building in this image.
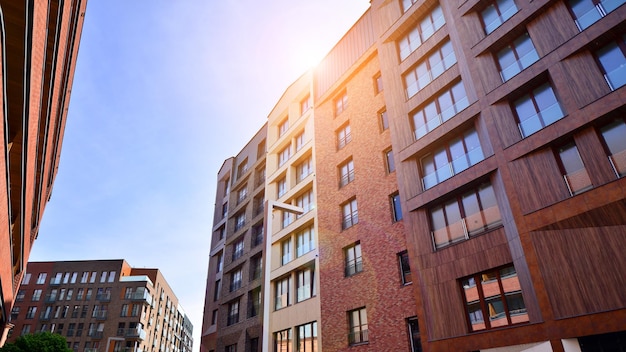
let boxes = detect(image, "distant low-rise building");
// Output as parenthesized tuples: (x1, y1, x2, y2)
(8, 260, 192, 352)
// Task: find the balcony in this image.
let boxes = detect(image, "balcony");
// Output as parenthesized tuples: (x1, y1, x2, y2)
(518, 101, 565, 138)
(564, 168, 593, 196)
(125, 328, 146, 340)
(96, 293, 111, 302)
(414, 96, 469, 140)
(125, 291, 153, 305)
(88, 331, 103, 339)
(432, 206, 502, 249)
(422, 147, 485, 190)
(93, 311, 108, 320)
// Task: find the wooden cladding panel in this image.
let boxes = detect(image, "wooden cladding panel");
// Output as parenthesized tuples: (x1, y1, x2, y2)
(526, 2, 577, 57)
(532, 226, 626, 318)
(491, 102, 522, 148)
(560, 51, 611, 109)
(508, 148, 567, 213)
(574, 127, 617, 186)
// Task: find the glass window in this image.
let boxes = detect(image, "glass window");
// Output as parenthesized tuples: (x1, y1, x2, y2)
(412, 81, 469, 140)
(301, 95, 312, 115)
(557, 142, 593, 195)
(279, 144, 291, 167)
(348, 308, 369, 345)
(342, 199, 359, 230)
(232, 238, 244, 261)
(339, 158, 355, 187)
(296, 266, 315, 302)
(405, 40, 457, 98)
(461, 265, 529, 331)
(278, 177, 287, 197)
(380, 109, 389, 131)
(386, 149, 396, 173)
(595, 37, 626, 91)
(295, 131, 306, 151)
(281, 238, 292, 265)
(398, 5, 445, 60)
(36, 273, 47, 284)
(600, 118, 626, 177)
(431, 183, 502, 249)
(335, 92, 348, 116)
(374, 73, 383, 94)
(391, 193, 403, 222)
(344, 242, 363, 277)
(568, 0, 625, 31)
(275, 276, 291, 310)
(407, 317, 423, 352)
(398, 251, 412, 284)
(421, 127, 485, 190)
(514, 82, 565, 138)
(227, 300, 239, 326)
(296, 225, 315, 257)
(279, 118, 289, 137)
(274, 328, 292, 352)
(337, 123, 352, 149)
(296, 322, 318, 352)
(481, 0, 518, 34)
(497, 33, 539, 81)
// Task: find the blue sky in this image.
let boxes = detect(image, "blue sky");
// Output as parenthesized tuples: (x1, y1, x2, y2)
(29, 0, 370, 349)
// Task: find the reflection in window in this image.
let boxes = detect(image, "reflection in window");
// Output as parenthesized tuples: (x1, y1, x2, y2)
(348, 307, 369, 345)
(404, 40, 456, 98)
(398, 5, 445, 60)
(497, 33, 539, 82)
(412, 81, 469, 140)
(600, 118, 626, 177)
(482, 0, 518, 34)
(430, 183, 502, 249)
(513, 83, 565, 138)
(421, 128, 484, 190)
(461, 265, 529, 331)
(344, 242, 363, 277)
(557, 142, 593, 196)
(595, 36, 626, 91)
(568, 0, 625, 31)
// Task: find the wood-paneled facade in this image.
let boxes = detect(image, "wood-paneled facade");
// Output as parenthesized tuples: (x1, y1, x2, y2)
(371, 0, 626, 350)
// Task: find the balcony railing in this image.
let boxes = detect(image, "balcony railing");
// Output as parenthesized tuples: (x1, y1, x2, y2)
(96, 293, 111, 302)
(345, 260, 363, 277)
(275, 294, 288, 310)
(518, 102, 565, 138)
(44, 294, 57, 303)
(432, 207, 502, 249)
(414, 96, 469, 140)
(484, 3, 518, 34)
(125, 291, 153, 305)
(93, 311, 108, 320)
(422, 147, 484, 190)
(564, 168, 593, 196)
(342, 212, 359, 230)
(348, 329, 369, 345)
(88, 331, 103, 339)
(500, 49, 539, 82)
(604, 64, 626, 91)
(609, 150, 626, 177)
(125, 328, 146, 340)
(406, 50, 456, 98)
(339, 169, 355, 188)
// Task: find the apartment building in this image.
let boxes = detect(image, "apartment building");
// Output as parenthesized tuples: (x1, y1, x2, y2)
(200, 126, 267, 352)
(202, 0, 626, 351)
(0, 0, 88, 344)
(8, 260, 193, 352)
(371, 0, 626, 350)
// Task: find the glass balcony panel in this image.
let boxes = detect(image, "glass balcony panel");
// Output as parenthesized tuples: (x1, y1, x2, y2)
(564, 168, 593, 195)
(538, 102, 565, 126)
(601, 0, 625, 13)
(609, 151, 626, 177)
(605, 65, 626, 90)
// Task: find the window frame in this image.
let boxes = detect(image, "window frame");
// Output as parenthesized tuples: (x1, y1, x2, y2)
(334, 91, 348, 116)
(348, 307, 369, 345)
(496, 32, 539, 82)
(480, 0, 518, 34)
(336, 123, 352, 150)
(341, 198, 359, 230)
(344, 242, 363, 277)
(339, 158, 355, 188)
(512, 82, 565, 138)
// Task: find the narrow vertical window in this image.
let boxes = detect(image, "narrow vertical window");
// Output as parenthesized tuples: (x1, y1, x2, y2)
(557, 142, 593, 195)
(348, 308, 369, 345)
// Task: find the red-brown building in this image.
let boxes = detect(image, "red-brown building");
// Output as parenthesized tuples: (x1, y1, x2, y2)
(201, 0, 626, 351)
(0, 0, 88, 345)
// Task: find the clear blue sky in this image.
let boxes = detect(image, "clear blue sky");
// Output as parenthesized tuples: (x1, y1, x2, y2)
(29, 0, 370, 349)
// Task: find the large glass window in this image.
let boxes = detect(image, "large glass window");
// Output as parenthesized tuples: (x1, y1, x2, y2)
(568, 0, 625, 31)
(398, 251, 412, 284)
(391, 192, 403, 222)
(461, 265, 529, 331)
(227, 300, 239, 326)
(595, 36, 626, 91)
(599, 118, 626, 177)
(279, 144, 292, 167)
(296, 157, 313, 183)
(296, 322, 318, 352)
(557, 142, 593, 195)
(481, 0, 518, 34)
(232, 237, 244, 261)
(296, 266, 315, 302)
(344, 242, 363, 277)
(407, 317, 423, 352)
(335, 92, 348, 116)
(296, 189, 314, 217)
(430, 183, 502, 249)
(398, 5, 445, 60)
(281, 237, 292, 265)
(230, 268, 242, 292)
(497, 33, 539, 82)
(274, 328, 292, 352)
(513, 82, 565, 138)
(412, 81, 469, 140)
(296, 226, 315, 257)
(421, 128, 484, 190)
(404, 40, 456, 98)
(348, 308, 369, 345)
(275, 276, 291, 310)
